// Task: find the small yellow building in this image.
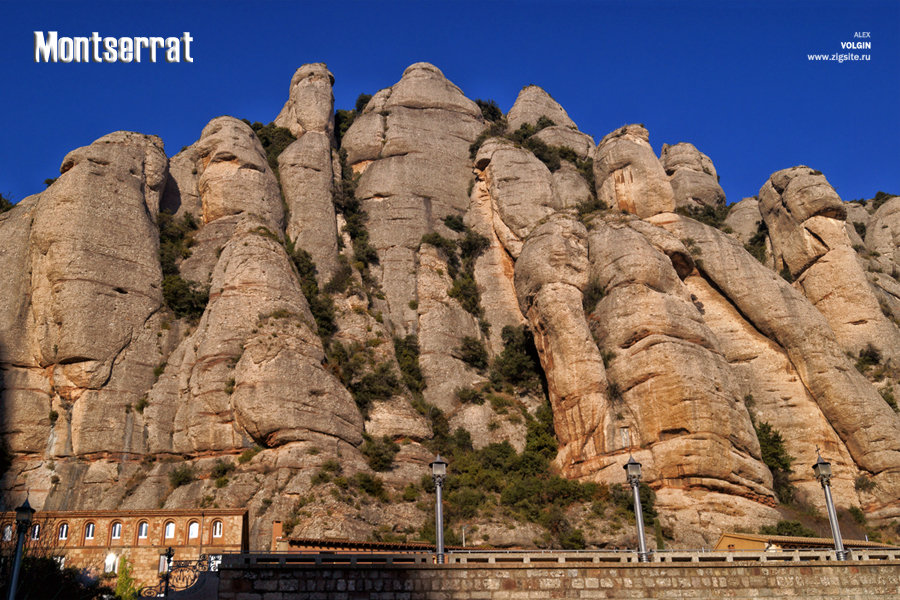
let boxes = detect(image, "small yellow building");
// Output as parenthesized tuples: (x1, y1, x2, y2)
(714, 531, 897, 552)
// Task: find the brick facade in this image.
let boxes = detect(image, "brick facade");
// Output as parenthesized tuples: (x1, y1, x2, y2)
(0, 508, 247, 589)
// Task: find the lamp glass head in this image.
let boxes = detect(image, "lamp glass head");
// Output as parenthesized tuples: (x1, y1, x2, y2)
(15, 498, 35, 526)
(812, 454, 832, 480)
(430, 455, 447, 477)
(624, 455, 642, 479)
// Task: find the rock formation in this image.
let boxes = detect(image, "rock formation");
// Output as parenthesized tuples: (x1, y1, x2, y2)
(2, 62, 899, 551)
(759, 167, 900, 363)
(594, 125, 676, 218)
(660, 142, 726, 209)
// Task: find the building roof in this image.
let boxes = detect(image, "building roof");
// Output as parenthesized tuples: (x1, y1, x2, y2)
(0, 508, 248, 519)
(284, 537, 469, 552)
(716, 531, 898, 550)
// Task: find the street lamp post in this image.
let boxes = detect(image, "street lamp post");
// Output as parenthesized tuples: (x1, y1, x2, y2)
(7, 498, 35, 600)
(812, 452, 849, 561)
(623, 456, 651, 563)
(162, 546, 175, 598)
(430, 455, 448, 564)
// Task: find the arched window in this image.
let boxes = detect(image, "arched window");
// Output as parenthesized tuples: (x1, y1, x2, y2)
(137, 521, 149, 539)
(84, 522, 95, 541)
(104, 553, 117, 574)
(58, 523, 69, 540)
(30, 523, 40, 540)
(212, 520, 223, 538)
(164, 522, 175, 539)
(3, 524, 13, 541)
(188, 521, 199, 540)
(111, 522, 122, 540)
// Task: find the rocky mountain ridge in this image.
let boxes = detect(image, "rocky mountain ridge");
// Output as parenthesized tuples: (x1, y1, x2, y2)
(1, 62, 898, 550)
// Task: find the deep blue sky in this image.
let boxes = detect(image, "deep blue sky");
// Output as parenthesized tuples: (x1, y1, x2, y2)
(1, 0, 898, 205)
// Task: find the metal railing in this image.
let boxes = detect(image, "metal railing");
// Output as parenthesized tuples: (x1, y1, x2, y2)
(218, 547, 900, 569)
(444, 548, 900, 564)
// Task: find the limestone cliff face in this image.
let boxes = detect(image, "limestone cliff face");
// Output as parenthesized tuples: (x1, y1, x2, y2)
(2, 62, 899, 550)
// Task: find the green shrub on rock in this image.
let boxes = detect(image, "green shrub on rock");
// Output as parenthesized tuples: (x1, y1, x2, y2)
(490, 325, 543, 393)
(0, 192, 13, 213)
(361, 434, 400, 471)
(754, 420, 795, 504)
(394, 334, 426, 395)
(169, 464, 194, 488)
(457, 336, 489, 371)
(759, 520, 817, 538)
(242, 121, 295, 177)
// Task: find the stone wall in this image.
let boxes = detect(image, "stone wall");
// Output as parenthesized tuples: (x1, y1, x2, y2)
(216, 552, 900, 599)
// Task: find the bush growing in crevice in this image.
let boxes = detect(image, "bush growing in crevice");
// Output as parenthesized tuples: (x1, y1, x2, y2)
(468, 117, 596, 199)
(238, 445, 262, 464)
(352, 472, 389, 501)
(334, 149, 379, 282)
(162, 276, 209, 321)
(323, 255, 354, 294)
(420, 228, 490, 320)
(457, 336, 489, 372)
(394, 334, 426, 395)
(286, 241, 337, 344)
(242, 120, 296, 179)
(455, 387, 485, 405)
(606, 381, 623, 404)
(854, 474, 876, 492)
(475, 99, 503, 123)
(0, 192, 13, 214)
(600, 349, 616, 369)
(582, 278, 606, 314)
(759, 520, 816, 538)
(416, 396, 603, 548)
(754, 420, 795, 504)
(421, 232, 460, 274)
(169, 464, 195, 488)
(881, 385, 897, 411)
(675, 204, 732, 232)
(469, 121, 508, 159)
(855, 343, 882, 374)
(349, 362, 400, 416)
(159, 210, 196, 276)
(448, 274, 482, 317)
(871, 191, 897, 211)
(334, 93, 373, 146)
(158, 210, 209, 321)
(443, 214, 465, 232)
(281, 496, 312, 536)
(576, 197, 608, 222)
(848, 505, 866, 525)
(744, 220, 769, 264)
(490, 325, 544, 394)
(360, 434, 400, 471)
(211, 459, 235, 487)
(327, 340, 372, 388)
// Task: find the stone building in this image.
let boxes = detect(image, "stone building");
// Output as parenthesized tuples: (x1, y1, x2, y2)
(0, 508, 247, 589)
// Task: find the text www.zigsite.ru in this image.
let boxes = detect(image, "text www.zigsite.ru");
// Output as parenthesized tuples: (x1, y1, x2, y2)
(807, 53, 870, 63)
